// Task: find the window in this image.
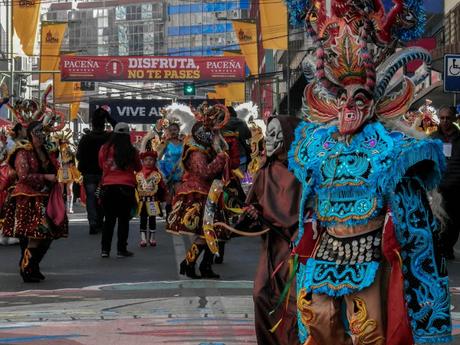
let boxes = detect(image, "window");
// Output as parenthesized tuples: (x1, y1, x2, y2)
(141, 4, 152, 19)
(116, 6, 126, 20)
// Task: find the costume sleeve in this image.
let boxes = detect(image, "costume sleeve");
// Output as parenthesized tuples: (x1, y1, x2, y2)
(390, 176, 451, 343)
(226, 136, 241, 169)
(187, 151, 226, 180)
(15, 149, 45, 188)
(0, 166, 14, 191)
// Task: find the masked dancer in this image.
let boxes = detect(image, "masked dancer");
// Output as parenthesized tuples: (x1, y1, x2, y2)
(2, 88, 68, 282)
(167, 104, 230, 279)
(284, 1, 451, 344)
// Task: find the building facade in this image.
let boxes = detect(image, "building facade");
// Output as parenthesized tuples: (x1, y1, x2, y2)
(46, 0, 167, 57)
(166, 0, 248, 56)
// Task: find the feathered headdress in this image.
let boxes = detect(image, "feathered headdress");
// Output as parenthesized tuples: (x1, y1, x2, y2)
(164, 103, 196, 135)
(6, 85, 65, 132)
(193, 102, 230, 130)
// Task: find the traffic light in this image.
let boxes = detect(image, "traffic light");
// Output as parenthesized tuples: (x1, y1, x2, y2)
(183, 82, 196, 96)
(15, 74, 28, 97)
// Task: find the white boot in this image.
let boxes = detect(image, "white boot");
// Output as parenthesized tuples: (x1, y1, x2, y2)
(149, 231, 157, 247)
(139, 231, 147, 247)
(67, 193, 74, 214)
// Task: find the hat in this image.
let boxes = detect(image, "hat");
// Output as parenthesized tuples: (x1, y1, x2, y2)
(114, 122, 130, 134)
(140, 150, 158, 160)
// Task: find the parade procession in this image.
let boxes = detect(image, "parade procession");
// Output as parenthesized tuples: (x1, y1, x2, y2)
(1, 0, 460, 344)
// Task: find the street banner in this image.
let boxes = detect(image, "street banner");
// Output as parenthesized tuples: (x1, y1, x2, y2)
(232, 21, 258, 75)
(61, 56, 246, 82)
(259, 0, 288, 50)
(13, 0, 41, 56)
(40, 22, 67, 83)
(89, 99, 172, 124)
(70, 102, 80, 121)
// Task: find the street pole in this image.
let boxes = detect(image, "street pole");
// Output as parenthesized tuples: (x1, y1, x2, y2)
(8, 0, 14, 99)
(275, 76, 280, 115)
(286, 13, 290, 115)
(256, 7, 262, 115)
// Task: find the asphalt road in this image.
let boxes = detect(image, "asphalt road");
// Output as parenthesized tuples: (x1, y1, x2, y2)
(0, 208, 260, 291)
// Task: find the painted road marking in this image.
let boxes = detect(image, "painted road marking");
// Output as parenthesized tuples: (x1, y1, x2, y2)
(0, 334, 82, 343)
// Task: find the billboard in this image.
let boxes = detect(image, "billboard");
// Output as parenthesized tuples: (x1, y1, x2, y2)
(89, 99, 172, 124)
(61, 55, 246, 82)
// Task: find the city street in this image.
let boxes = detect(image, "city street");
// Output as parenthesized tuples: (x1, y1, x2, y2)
(0, 207, 459, 344)
(0, 206, 258, 344)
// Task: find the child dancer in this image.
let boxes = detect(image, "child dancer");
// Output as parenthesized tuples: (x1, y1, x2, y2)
(136, 151, 168, 247)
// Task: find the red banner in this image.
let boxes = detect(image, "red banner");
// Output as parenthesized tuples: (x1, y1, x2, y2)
(60, 55, 246, 82)
(130, 131, 147, 148)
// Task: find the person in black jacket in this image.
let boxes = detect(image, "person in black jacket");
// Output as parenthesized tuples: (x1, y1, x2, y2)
(76, 107, 116, 235)
(431, 105, 460, 259)
(224, 106, 251, 171)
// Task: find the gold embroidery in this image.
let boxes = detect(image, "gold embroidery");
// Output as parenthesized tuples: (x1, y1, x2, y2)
(181, 203, 201, 230)
(21, 248, 31, 271)
(349, 297, 385, 345)
(167, 200, 182, 225)
(185, 243, 200, 264)
(297, 288, 315, 327)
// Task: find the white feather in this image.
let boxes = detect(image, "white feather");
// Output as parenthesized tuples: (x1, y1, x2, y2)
(164, 103, 196, 135)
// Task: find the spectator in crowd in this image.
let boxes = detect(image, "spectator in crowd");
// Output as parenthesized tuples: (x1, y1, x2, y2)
(224, 106, 251, 171)
(99, 123, 141, 258)
(431, 105, 460, 259)
(76, 107, 116, 234)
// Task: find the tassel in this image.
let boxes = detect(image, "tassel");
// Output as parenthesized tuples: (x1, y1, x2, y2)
(271, 259, 287, 280)
(269, 318, 283, 333)
(269, 254, 299, 316)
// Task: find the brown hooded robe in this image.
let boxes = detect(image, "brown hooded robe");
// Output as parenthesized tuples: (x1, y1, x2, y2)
(246, 116, 302, 345)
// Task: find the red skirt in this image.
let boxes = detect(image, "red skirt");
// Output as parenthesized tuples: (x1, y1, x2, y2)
(2, 195, 68, 240)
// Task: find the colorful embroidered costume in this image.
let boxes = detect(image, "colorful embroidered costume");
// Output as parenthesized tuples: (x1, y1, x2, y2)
(136, 150, 168, 247)
(166, 137, 227, 237)
(158, 141, 183, 184)
(1, 85, 67, 283)
(136, 167, 167, 218)
(167, 103, 230, 279)
(283, 1, 451, 344)
(57, 142, 80, 184)
(2, 140, 67, 240)
(55, 129, 81, 214)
